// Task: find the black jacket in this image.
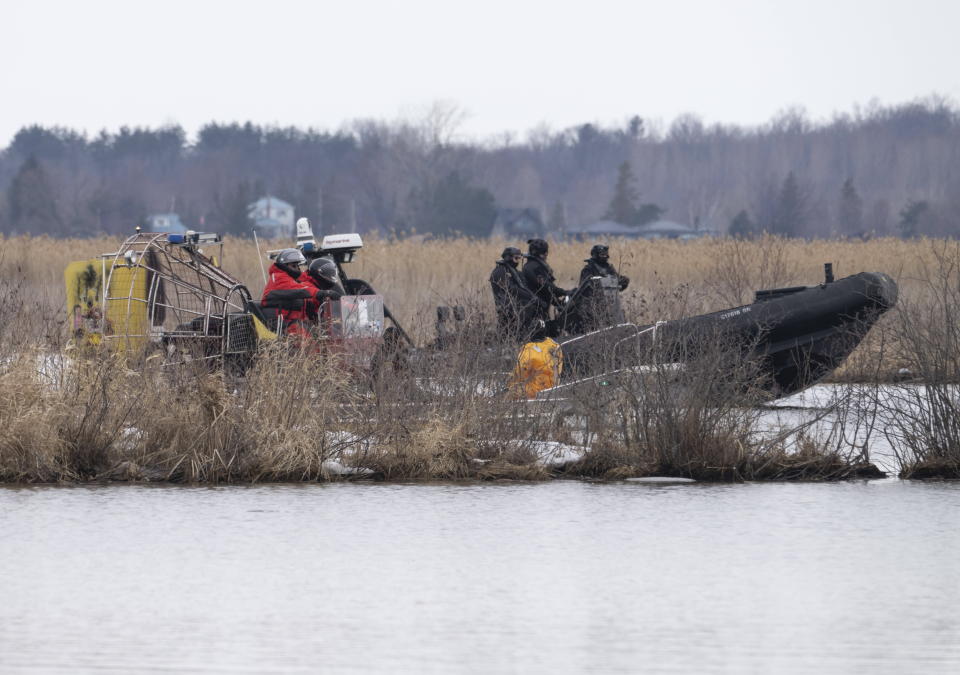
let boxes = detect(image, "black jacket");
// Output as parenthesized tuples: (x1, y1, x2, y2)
(491, 260, 537, 310)
(490, 260, 541, 336)
(523, 255, 569, 311)
(579, 258, 629, 290)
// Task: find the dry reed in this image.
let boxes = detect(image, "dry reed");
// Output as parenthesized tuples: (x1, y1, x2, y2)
(865, 241, 960, 478)
(0, 232, 942, 342)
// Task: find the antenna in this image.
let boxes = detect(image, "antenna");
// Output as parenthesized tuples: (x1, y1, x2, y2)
(295, 217, 316, 250)
(253, 229, 267, 285)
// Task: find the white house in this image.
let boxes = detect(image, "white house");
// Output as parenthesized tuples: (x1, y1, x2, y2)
(248, 195, 295, 238)
(145, 213, 187, 234)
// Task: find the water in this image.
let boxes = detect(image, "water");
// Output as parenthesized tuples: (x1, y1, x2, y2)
(1, 481, 958, 674)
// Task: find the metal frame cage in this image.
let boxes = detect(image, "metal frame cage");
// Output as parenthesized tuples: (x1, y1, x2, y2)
(96, 231, 258, 363)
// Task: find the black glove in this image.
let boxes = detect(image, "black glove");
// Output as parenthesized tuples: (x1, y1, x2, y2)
(316, 289, 342, 301)
(619, 275, 630, 291)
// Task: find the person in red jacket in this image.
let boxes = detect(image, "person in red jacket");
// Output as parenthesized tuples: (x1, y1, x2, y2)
(261, 249, 321, 340)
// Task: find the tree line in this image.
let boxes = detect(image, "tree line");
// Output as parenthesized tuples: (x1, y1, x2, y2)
(1, 97, 958, 239)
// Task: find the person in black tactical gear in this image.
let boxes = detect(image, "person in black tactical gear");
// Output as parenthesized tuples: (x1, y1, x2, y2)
(522, 238, 570, 322)
(571, 244, 629, 332)
(490, 246, 542, 342)
(579, 244, 630, 290)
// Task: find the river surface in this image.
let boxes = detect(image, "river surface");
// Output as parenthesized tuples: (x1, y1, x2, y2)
(1, 480, 958, 674)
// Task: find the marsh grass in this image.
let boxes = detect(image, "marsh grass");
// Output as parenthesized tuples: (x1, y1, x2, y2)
(0, 343, 366, 482)
(0, 334, 883, 483)
(0, 232, 939, 342)
(867, 242, 960, 478)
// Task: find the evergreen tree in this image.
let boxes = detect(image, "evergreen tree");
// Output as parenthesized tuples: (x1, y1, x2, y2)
(771, 172, 808, 237)
(108, 125, 185, 163)
(838, 178, 863, 236)
(898, 199, 928, 239)
(728, 209, 756, 238)
(604, 161, 640, 223)
(7, 156, 61, 234)
(576, 123, 601, 146)
(10, 125, 86, 161)
(604, 161, 664, 225)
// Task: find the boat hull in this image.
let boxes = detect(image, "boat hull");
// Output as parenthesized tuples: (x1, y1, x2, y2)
(558, 272, 898, 397)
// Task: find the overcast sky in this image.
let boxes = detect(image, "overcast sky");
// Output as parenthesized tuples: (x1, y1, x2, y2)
(3, 0, 959, 146)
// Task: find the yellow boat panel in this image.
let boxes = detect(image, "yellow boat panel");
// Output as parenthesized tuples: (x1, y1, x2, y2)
(65, 259, 151, 349)
(105, 264, 151, 349)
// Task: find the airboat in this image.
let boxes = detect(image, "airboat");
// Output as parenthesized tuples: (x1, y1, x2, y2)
(64, 226, 386, 370)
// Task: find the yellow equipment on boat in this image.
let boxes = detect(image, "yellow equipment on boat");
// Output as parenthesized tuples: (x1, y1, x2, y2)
(65, 258, 152, 349)
(509, 337, 563, 400)
(65, 258, 106, 346)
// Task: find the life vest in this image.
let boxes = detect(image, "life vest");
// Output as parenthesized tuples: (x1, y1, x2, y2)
(509, 337, 563, 400)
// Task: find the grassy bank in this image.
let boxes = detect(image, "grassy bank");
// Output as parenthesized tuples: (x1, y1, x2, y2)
(0, 336, 881, 484)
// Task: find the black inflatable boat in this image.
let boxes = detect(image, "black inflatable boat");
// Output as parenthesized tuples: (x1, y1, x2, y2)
(558, 267, 898, 397)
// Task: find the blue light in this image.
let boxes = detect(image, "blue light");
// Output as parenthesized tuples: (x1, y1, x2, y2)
(168, 234, 185, 244)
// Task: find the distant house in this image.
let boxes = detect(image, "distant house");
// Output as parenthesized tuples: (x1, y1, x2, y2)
(489, 207, 545, 239)
(636, 219, 718, 239)
(145, 213, 187, 234)
(248, 195, 295, 238)
(568, 219, 717, 240)
(567, 220, 638, 238)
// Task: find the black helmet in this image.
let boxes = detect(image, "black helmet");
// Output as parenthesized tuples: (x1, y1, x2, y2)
(527, 238, 548, 256)
(501, 246, 522, 260)
(308, 256, 339, 284)
(275, 248, 306, 275)
(590, 244, 610, 261)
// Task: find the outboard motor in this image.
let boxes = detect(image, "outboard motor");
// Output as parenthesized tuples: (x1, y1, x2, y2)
(755, 262, 836, 302)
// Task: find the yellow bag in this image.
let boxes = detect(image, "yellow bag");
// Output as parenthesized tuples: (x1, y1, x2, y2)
(509, 337, 563, 400)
